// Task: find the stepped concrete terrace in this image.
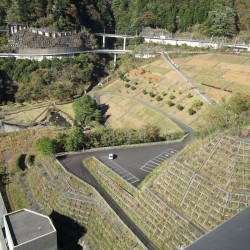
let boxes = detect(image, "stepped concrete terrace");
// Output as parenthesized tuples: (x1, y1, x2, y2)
(84, 134, 250, 249)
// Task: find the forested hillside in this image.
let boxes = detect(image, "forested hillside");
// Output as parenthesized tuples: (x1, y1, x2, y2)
(112, 0, 250, 37)
(0, 0, 249, 38)
(0, 54, 105, 103)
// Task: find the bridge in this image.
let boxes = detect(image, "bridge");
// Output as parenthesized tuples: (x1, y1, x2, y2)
(94, 33, 136, 50)
(0, 49, 132, 61)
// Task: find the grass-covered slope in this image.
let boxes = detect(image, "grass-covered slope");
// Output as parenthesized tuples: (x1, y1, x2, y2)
(85, 131, 250, 249)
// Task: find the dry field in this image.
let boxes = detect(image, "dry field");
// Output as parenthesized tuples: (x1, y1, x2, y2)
(4, 107, 48, 125)
(174, 54, 250, 101)
(100, 57, 208, 127)
(100, 94, 182, 134)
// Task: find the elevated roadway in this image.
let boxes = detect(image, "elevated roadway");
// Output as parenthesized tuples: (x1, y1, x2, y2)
(0, 49, 132, 60)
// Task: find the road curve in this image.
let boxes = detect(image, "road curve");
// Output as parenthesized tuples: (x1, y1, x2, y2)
(58, 153, 158, 250)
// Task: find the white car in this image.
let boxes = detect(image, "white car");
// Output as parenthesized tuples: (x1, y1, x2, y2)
(108, 153, 114, 159)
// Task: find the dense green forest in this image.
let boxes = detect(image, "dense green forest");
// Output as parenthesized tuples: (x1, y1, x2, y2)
(0, 0, 249, 38)
(0, 54, 105, 103)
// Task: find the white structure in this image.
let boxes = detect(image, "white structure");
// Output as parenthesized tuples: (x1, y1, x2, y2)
(3, 209, 57, 250)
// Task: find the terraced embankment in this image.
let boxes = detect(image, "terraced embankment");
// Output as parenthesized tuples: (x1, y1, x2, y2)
(84, 133, 250, 249)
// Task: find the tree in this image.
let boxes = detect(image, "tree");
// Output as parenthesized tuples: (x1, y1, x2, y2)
(0, 70, 16, 103)
(188, 108, 196, 115)
(73, 94, 101, 125)
(203, 4, 237, 37)
(192, 99, 203, 109)
(35, 137, 55, 156)
(65, 127, 84, 152)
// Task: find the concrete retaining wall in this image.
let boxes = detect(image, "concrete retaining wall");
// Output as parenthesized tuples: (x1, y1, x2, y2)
(144, 37, 220, 49)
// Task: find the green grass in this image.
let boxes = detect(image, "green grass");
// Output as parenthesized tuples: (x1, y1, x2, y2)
(56, 103, 75, 118)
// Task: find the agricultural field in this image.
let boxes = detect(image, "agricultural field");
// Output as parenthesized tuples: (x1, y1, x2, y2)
(97, 56, 208, 127)
(3, 107, 48, 126)
(99, 94, 183, 134)
(174, 54, 250, 101)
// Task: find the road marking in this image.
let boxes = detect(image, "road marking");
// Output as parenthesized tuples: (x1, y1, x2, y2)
(97, 157, 139, 185)
(141, 148, 178, 172)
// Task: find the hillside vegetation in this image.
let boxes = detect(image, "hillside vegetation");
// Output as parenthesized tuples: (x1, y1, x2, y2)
(0, 0, 249, 40)
(84, 130, 250, 249)
(0, 54, 105, 104)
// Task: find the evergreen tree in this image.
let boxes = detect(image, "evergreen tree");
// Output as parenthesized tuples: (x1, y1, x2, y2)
(72, 94, 101, 125)
(65, 127, 83, 151)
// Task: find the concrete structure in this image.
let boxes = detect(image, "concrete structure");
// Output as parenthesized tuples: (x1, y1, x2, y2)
(95, 33, 136, 50)
(0, 49, 132, 61)
(3, 209, 57, 250)
(185, 205, 250, 250)
(0, 193, 7, 250)
(30, 27, 77, 38)
(95, 32, 250, 51)
(8, 23, 28, 35)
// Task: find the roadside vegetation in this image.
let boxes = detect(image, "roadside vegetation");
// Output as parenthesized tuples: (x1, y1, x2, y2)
(195, 93, 250, 137)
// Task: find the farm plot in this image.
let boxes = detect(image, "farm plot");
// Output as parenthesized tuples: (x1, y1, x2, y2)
(175, 54, 250, 101)
(99, 58, 208, 126)
(99, 94, 183, 134)
(4, 107, 48, 125)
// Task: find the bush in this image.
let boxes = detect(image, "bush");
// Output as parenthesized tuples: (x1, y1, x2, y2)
(176, 104, 184, 111)
(167, 101, 175, 107)
(188, 108, 196, 115)
(36, 137, 55, 156)
(169, 94, 175, 100)
(192, 99, 203, 109)
(149, 92, 156, 98)
(162, 92, 167, 96)
(187, 93, 193, 98)
(142, 89, 147, 95)
(179, 91, 182, 94)
(134, 82, 139, 85)
(125, 83, 130, 88)
(118, 71, 129, 81)
(131, 86, 136, 90)
(156, 96, 163, 101)
(195, 93, 250, 137)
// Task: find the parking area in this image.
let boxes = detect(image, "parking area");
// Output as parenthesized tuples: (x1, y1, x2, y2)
(141, 148, 178, 172)
(97, 155, 139, 185)
(95, 146, 180, 186)
(59, 140, 188, 187)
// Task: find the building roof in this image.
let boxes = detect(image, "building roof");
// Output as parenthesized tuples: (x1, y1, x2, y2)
(4, 209, 55, 246)
(184, 205, 250, 250)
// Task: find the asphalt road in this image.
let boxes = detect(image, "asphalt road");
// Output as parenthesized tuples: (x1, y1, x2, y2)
(58, 141, 188, 187)
(58, 137, 190, 250)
